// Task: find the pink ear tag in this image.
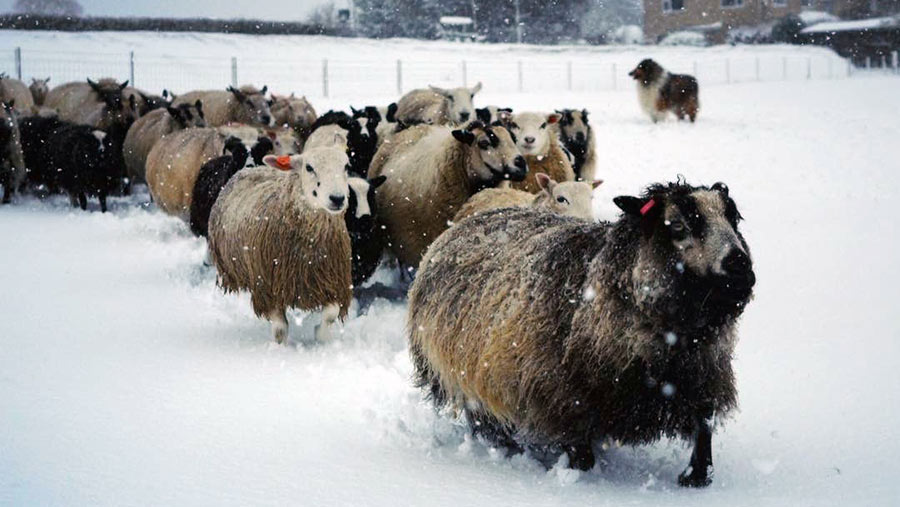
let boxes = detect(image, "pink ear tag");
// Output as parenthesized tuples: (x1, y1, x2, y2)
(640, 199, 656, 216)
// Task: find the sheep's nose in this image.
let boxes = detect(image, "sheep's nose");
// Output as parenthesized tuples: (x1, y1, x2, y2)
(722, 248, 754, 286)
(459, 112, 470, 122)
(261, 115, 272, 125)
(329, 194, 346, 207)
(524, 136, 535, 144)
(514, 155, 527, 170)
(575, 132, 586, 143)
(508, 156, 528, 181)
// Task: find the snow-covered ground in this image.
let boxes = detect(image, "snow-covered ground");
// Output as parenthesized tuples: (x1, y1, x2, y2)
(2, 34, 900, 506)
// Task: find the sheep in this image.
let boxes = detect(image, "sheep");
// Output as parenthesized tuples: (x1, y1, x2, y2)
(0, 101, 25, 203)
(208, 149, 353, 344)
(505, 112, 575, 194)
(217, 124, 300, 157)
(453, 172, 602, 222)
(123, 101, 207, 188)
(19, 115, 65, 193)
(0, 76, 35, 114)
(145, 127, 226, 218)
(29, 77, 50, 106)
(407, 180, 755, 487)
(40, 121, 129, 212)
(395, 82, 482, 126)
(189, 135, 275, 238)
(346, 174, 387, 287)
(304, 111, 377, 177)
(123, 87, 171, 116)
(270, 93, 317, 132)
(369, 120, 527, 269)
(475, 105, 513, 125)
(44, 78, 136, 129)
(554, 109, 597, 182)
(172, 85, 272, 127)
(351, 104, 398, 145)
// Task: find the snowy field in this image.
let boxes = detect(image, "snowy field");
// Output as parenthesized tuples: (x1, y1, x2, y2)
(2, 33, 900, 506)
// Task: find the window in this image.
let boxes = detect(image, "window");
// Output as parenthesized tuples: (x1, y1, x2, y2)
(773, 0, 787, 6)
(721, 0, 744, 7)
(663, 0, 685, 12)
(801, 0, 813, 6)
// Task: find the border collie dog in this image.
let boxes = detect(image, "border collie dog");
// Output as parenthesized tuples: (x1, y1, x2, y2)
(628, 58, 699, 123)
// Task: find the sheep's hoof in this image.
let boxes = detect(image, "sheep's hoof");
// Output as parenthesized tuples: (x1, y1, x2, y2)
(565, 444, 595, 471)
(678, 465, 712, 488)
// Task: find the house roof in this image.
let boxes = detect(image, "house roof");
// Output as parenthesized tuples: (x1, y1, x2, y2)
(801, 15, 900, 33)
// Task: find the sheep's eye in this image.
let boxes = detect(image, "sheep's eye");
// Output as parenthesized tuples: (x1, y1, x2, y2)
(556, 196, 569, 204)
(447, 96, 455, 102)
(477, 140, 490, 150)
(540, 122, 548, 129)
(306, 164, 315, 173)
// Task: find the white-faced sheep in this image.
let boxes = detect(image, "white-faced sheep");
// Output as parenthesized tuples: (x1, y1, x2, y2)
(506, 112, 575, 193)
(208, 149, 352, 344)
(172, 85, 272, 127)
(44, 78, 136, 129)
(453, 172, 602, 222)
(0, 76, 35, 115)
(304, 111, 376, 177)
(270, 93, 317, 132)
(395, 82, 482, 126)
(145, 127, 227, 218)
(123, 101, 207, 187)
(346, 174, 387, 287)
(408, 181, 755, 487)
(369, 120, 526, 269)
(0, 101, 25, 203)
(29, 77, 50, 106)
(554, 109, 597, 182)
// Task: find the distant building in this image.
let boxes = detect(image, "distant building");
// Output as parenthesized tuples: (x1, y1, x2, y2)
(437, 16, 485, 42)
(643, 0, 804, 43)
(806, 0, 900, 18)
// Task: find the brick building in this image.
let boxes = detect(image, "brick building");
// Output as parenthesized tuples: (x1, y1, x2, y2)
(643, 0, 803, 43)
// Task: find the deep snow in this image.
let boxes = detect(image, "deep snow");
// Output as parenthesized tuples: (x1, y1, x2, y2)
(1, 37, 900, 506)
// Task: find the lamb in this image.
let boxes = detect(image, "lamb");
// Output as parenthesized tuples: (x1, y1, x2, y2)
(369, 120, 527, 269)
(346, 174, 387, 287)
(270, 93, 317, 132)
(351, 104, 397, 145)
(475, 105, 513, 125)
(395, 82, 482, 126)
(44, 78, 136, 129)
(172, 85, 272, 127)
(304, 111, 376, 177)
(123, 101, 207, 187)
(554, 109, 597, 182)
(453, 172, 602, 222)
(208, 149, 353, 344)
(145, 127, 227, 218)
(506, 112, 575, 193)
(0, 76, 35, 114)
(0, 101, 25, 203)
(29, 77, 50, 106)
(408, 181, 755, 487)
(189, 135, 274, 237)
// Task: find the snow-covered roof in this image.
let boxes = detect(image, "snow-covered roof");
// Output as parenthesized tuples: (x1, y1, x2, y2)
(798, 10, 839, 25)
(439, 16, 474, 26)
(801, 15, 900, 33)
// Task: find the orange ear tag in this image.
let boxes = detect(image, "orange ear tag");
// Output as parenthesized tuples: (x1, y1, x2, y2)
(275, 155, 292, 171)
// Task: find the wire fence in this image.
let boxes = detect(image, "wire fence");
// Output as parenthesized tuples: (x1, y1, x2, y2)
(2, 46, 897, 100)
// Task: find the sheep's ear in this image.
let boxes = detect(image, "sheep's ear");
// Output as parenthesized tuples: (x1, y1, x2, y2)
(547, 113, 561, 125)
(535, 172, 554, 192)
(429, 85, 449, 96)
(452, 129, 475, 146)
(263, 154, 295, 171)
(260, 85, 268, 95)
(120, 80, 129, 90)
(227, 86, 245, 101)
(350, 106, 362, 117)
(87, 78, 100, 92)
(471, 81, 482, 94)
(386, 102, 398, 122)
(614, 195, 657, 217)
(368, 175, 387, 189)
(581, 109, 589, 124)
(591, 179, 604, 189)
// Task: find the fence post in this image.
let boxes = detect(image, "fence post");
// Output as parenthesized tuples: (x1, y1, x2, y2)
(806, 57, 811, 79)
(865, 56, 871, 70)
(566, 61, 572, 92)
(611, 62, 617, 90)
(396, 59, 402, 95)
(893, 51, 899, 74)
(14, 47, 21, 80)
(129, 51, 135, 87)
(461, 60, 467, 87)
(755, 57, 760, 81)
(517, 60, 523, 93)
(230, 57, 238, 88)
(322, 59, 329, 98)
(782, 57, 788, 80)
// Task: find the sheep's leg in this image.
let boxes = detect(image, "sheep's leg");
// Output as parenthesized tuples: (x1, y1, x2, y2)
(77, 193, 88, 211)
(267, 309, 289, 344)
(679, 411, 714, 487)
(314, 303, 340, 342)
(466, 408, 523, 457)
(564, 442, 595, 471)
(99, 192, 108, 213)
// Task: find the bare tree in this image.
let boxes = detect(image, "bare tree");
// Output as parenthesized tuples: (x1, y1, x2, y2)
(13, 0, 84, 17)
(307, 2, 336, 29)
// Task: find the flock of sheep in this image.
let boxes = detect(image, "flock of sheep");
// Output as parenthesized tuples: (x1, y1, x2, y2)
(0, 63, 755, 489)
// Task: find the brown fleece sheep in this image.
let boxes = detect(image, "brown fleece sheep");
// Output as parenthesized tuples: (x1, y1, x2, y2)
(0, 101, 25, 203)
(369, 120, 527, 268)
(208, 149, 352, 344)
(172, 85, 272, 127)
(0, 76, 34, 114)
(408, 181, 755, 487)
(29, 77, 50, 106)
(44, 78, 136, 129)
(145, 127, 225, 218)
(123, 101, 207, 186)
(453, 173, 601, 222)
(270, 93, 317, 132)
(395, 83, 481, 126)
(506, 112, 575, 193)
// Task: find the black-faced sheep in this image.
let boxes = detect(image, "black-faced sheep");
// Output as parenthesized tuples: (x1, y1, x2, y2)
(408, 181, 755, 487)
(305, 110, 377, 178)
(395, 82, 482, 126)
(369, 120, 527, 269)
(0, 101, 25, 203)
(217, 124, 300, 157)
(44, 78, 136, 129)
(123, 101, 206, 187)
(453, 172, 601, 222)
(475, 106, 513, 125)
(172, 85, 272, 127)
(189, 135, 274, 238)
(19, 115, 65, 193)
(208, 149, 352, 344)
(29, 77, 50, 106)
(346, 174, 387, 287)
(506, 112, 575, 194)
(554, 109, 597, 182)
(145, 127, 227, 218)
(351, 104, 398, 145)
(0, 77, 35, 115)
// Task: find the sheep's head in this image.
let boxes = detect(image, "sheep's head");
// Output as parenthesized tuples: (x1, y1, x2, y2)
(347, 174, 387, 227)
(89, 78, 136, 125)
(264, 148, 349, 215)
(452, 121, 527, 186)
(167, 100, 206, 129)
(430, 82, 482, 124)
(555, 109, 590, 147)
(614, 181, 755, 321)
(262, 128, 301, 156)
(629, 58, 665, 85)
(507, 112, 560, 157)
(138, 90, 170, 114)
(228, 85, 273, 127)
(272, 94, 317, 129)
(536, 173, 600, 220)
(29, 77, 50, 103)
